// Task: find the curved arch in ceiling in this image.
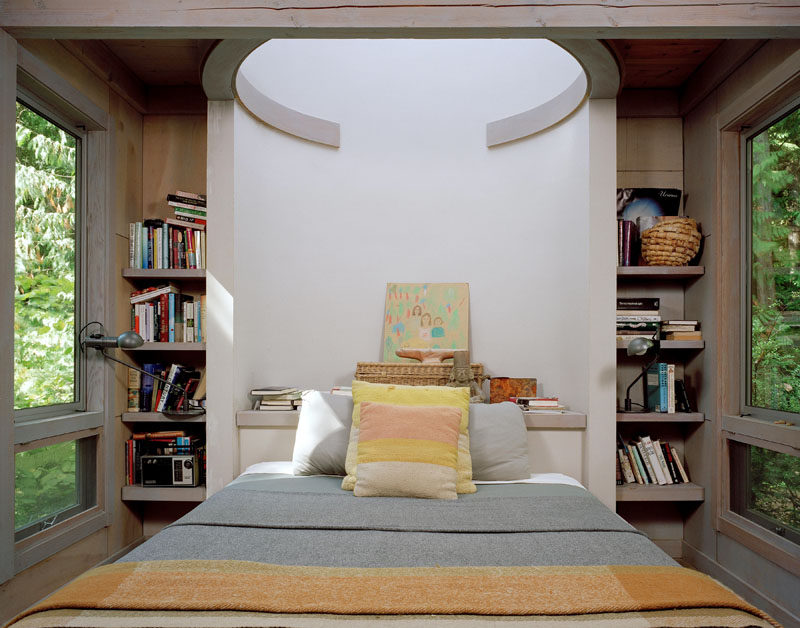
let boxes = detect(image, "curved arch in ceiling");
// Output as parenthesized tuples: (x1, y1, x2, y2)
(202, 38, 618, 149)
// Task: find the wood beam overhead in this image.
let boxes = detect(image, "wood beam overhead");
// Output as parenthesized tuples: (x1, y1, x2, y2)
(2, 1, 800, 40)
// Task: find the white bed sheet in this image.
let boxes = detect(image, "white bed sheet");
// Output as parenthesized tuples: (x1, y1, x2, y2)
(240, 460, 585, 489)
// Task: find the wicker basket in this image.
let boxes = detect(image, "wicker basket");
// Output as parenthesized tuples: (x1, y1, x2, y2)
(641, 216, 701, 266)
(355, 362, 484, 387)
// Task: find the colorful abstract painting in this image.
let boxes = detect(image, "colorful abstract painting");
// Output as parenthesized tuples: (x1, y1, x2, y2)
(382, 283, 469, 362)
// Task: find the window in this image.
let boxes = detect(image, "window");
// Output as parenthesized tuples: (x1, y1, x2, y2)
(14, 100, 81, 414)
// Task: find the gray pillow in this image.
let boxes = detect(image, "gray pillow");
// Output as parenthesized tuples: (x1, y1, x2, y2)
(291, 391, 353, 476)
(469, 401, 531, 481)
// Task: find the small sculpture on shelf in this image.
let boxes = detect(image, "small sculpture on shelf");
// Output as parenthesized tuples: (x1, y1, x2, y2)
(447, 350, 485, 403)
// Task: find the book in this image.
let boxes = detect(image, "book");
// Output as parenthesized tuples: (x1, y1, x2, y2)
(662, 442, 681, 483)
(130, 284, 179, 305)
(671, 446, 690, 482)
(192, 369, 207, 401)
(250, 386, 299, 396)
(140, 362, 163, 412)
(640, 436, 668, 485)
(663, 320, 699, 326)
(616, 315, 662, 322)
(634, 440, 656, 483)
(661, 324, 697, 332)
(167, 193, 206, 208)
(175, 190, 207, 203)
(667, 364, 676, 413)
(513, 397, 560, 407)
(166, 217, 206, 231)
(616, 455, 623, 485)
(652, 439, 673, 484)
(621, 220, 635, 266)
(618, 448, 636, 483)
(675, 379, 692, 412)
(617, 297, 660, 311)
(665, 331, 703, 341)
(646, 363, 661, 412)
(127, 369, 140, 412)
(627, 444, 646, 484)
(659, 362, 668, 413)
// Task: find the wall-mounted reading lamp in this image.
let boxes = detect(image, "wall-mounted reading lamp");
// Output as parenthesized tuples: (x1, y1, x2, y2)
(622, 336, 659, 412)
(79, 322, 204, 415)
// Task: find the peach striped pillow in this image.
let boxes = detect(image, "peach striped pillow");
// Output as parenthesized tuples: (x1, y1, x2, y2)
(354, 402, 461, 499)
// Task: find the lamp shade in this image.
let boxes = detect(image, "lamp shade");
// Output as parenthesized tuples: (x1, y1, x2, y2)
(626, 337, 654, 357)
(117, 330, 144, 349)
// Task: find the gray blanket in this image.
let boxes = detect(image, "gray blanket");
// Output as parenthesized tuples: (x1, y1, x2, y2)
(120, 474, 675, 568)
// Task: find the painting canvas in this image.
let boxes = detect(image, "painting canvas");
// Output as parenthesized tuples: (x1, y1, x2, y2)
(382, 283, 469, 362)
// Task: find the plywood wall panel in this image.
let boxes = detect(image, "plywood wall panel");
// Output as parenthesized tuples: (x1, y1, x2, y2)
(110, 92, 143, 238)
(142, 114, 207, 219)
(623, 118, 683, 173)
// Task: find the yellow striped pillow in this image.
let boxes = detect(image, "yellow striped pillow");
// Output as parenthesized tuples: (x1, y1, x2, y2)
(354, 402, 461, 499)
(341, 381, 476, 494)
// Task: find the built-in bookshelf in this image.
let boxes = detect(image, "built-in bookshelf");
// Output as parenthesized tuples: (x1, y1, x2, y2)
(615, 265, 706, 556)
(120, 267, 207, 503)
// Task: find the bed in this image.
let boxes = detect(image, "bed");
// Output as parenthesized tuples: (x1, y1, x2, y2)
(7, 388, 778, 628)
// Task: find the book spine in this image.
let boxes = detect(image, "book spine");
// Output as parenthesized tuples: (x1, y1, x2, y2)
(647, 363, 660, 412)
(156, 364, 178, 412)
(170, 214, 207, 227)
(662, 442, 681, 483)
(618, 448, 636, 483)
(175, 190, 206, 202)
(659, 363, 668, 413)
(617, 219, 623, 267)
(134, 222, 142, 268)
(200, 294, 207, 342)
(667, 364, 676, 413)
(127, 369, 140, 413)
(200, 232, 206, 270)
(627, 445, 645, 484)
(168, 293, 176, 342)
(170, 202, 208, 216)
(671, 447, 690, 482)
(128, 223, 135, 267)
(621, 220, 634, 266)
(195, 230, 202, 270)
(616, 454, 623, 485)
(652, 439, 673, 484)
(171, 227, 178, 269)
(635, 441, 655, 483)
(167, 193, 206, 208)
(616, 298, 660, 310)
(640, 436, 668, 484)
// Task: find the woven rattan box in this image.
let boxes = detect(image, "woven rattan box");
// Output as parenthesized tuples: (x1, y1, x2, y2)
(355, 362, 484, 387)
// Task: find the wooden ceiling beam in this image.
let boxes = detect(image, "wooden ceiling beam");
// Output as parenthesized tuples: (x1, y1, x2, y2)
(2, 1, 800, 39)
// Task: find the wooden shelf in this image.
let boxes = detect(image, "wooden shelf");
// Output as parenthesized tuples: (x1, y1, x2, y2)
(617, 339, 704, 350)
(617, 266, 704, 279)
(121, 485, 206, 502)
(523, 411, 587, 429)
(237, 410, 300, 427)
(122, 411, 206, 423)
(617, 412, 704, 423)
(616, 482, 704, 502)
(123, 268, 206, 279)
(125, 342, 206, 351)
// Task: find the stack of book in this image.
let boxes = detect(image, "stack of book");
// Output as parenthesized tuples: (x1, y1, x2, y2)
(512, 397, 566, 412)
(251, 387, 302, 411)
(617, 297, 660, 344)
(661, 319, 701, 341)
(126, 363, 205, 413)
(130, 286, 206, 343)
(128, 191, 207, 270)
(125, 430, 205, 486)
(616, 434, 690, 486)
(645, 362, 692, 413)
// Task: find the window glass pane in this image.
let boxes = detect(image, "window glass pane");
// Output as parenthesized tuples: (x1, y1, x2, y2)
(15, 440, 77, 532)
(14, 101, 78, 410)
(749, 105, 800, 414)
(731, 442, 800, 545)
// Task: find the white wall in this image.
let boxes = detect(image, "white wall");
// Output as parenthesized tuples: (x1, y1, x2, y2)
(208, 39, 617, 503)
(234, 39, 590, 400)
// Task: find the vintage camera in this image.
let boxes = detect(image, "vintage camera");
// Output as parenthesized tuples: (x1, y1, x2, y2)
(141, 455, 198, 487)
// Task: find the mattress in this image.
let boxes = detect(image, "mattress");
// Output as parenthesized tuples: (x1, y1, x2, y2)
(8, 472, 777, 627)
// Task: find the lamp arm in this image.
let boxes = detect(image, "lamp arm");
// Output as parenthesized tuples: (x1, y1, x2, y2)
(98, 349, 203, 411)
(624, 353, 660, 411)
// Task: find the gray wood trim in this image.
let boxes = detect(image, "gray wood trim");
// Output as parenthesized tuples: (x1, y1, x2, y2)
(616, 412, 705, 423)
(616, 482, 704, 502)
(235, 70, 341, 148)
(16, 46, 108, 131)
(722, 414, 800, 451)
(13, 411, 104, 446)
(202, 39, 266, 100)
(718, 511, 800, 579)
(122, 412, 206, 423)
(125, 342, 206, 351)
(2, 2, 800, 39)
(13, 509, 106, 574)
(617, 266, 704, 278)
(121, 485, 206, 502)
(486, 72, 588, 147)
(0, 29, 17, 586)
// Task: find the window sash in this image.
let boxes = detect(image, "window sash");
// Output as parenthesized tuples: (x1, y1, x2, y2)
(13, 90, 87, 422)
(741, 94, 800, 421)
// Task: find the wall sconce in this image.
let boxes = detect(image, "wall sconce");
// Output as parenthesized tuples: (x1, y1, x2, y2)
(622, 336, 659, 412)
(80, 323, 204, 415)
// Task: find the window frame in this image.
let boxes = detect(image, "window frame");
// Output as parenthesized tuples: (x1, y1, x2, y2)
(13, 91, 87, 422)
(1, 40, 114, 583)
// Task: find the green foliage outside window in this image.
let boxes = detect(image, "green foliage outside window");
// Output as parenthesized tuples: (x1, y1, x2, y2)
(14, 101, 77, 409)
(748, 105, 800, 537)
(14, 440, 77, 531)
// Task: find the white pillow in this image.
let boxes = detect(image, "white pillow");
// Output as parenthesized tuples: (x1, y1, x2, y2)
(469, 401, 531, 481)
(291, 390, 353, 476)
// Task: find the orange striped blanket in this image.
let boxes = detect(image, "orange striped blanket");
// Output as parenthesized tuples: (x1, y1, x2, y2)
(8, 560, 778, 627)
